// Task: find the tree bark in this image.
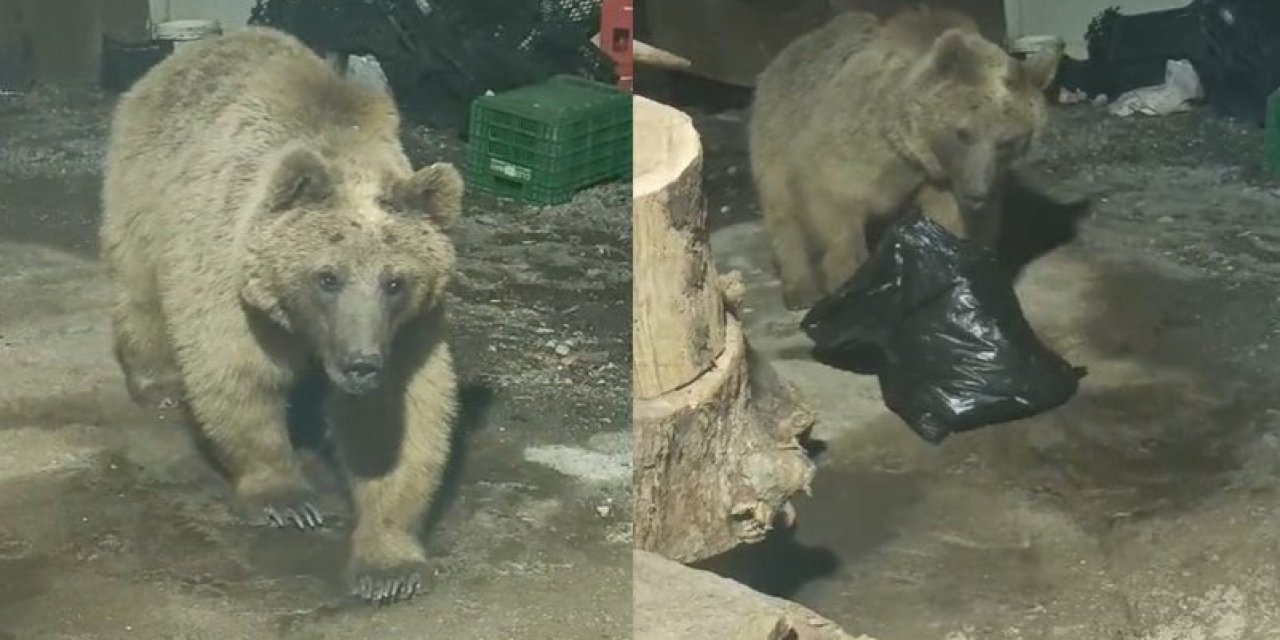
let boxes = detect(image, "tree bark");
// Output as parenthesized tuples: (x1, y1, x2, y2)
(632, 95, 816, 563)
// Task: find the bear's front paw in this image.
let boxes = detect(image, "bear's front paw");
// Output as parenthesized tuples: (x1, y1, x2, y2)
(347, 555, 433, 606)
(235, 477, 324, 530)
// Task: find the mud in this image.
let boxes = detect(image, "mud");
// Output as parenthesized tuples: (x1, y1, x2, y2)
(684, 96, 1280, 639)
(0, 86, 631, 639)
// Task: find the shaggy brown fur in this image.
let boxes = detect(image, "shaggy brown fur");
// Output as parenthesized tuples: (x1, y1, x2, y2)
(100, 26, 463, 605)
(748, 7, 1061, 309)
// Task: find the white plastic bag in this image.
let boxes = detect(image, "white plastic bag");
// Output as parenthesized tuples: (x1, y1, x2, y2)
(1109, 59, 1203, 117)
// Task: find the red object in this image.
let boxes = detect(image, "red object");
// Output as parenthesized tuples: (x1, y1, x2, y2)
(598, 0, 632, 92)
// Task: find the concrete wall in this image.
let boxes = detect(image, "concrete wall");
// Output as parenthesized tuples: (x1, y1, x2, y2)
(0, 0, 249, 87)
(1003, 0, 1192, 58)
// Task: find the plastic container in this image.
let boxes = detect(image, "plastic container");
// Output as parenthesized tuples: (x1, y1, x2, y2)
(465, 74, 631, 206)
(153, 19, 222, 52)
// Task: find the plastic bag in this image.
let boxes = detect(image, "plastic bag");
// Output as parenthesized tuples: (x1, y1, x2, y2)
(801, 210, 1086, 444)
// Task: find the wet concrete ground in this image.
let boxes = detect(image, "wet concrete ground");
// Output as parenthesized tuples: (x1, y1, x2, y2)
(684, 98, 1280, 639)
(0, 88, 631, 639)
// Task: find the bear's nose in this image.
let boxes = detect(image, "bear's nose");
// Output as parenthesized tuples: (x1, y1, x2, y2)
(341, 355, 383, 381)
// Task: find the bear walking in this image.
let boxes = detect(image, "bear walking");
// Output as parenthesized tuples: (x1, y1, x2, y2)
(100, 26, 464, 604)
(748, 8, 1061, 310)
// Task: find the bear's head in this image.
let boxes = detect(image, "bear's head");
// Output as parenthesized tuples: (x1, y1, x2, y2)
(905, 27, 1061, 214)
(241, 144, 464, 396)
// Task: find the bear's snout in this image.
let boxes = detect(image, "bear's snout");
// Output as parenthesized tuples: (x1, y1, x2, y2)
(336, 353, 383, 395)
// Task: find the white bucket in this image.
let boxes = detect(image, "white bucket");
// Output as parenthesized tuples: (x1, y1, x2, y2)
(154, 19, 223, 52)
(1011, 35, 1065, 58)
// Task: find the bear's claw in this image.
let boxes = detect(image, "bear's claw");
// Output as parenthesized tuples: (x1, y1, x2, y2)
(350, 561, 430, 606)
(238, 483, 325, 530)
(263, 502, 324, 530)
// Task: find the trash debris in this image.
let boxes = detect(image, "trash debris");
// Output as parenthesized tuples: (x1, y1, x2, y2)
(248, 0, 615, 129)
(1082, 0, 1280, 124)
(801, 210, 1087, 445)
(1084, 5, 1199, 101)
(1108, 59, 1203, 117)
(1193, 0, 1280, 124)
(1059, 87, 1089, 105)
(344, 54, 390, 93)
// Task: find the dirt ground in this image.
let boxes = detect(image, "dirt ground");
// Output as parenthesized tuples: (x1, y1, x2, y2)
(0, 87, 631, 639)
(675, 92, 1280, 639)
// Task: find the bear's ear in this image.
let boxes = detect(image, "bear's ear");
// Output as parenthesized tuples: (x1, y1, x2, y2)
(1019, 47, 1062, 91)
(928, 28, 984, 84)
(390, 162, 465, 229)
(264, 146, 334, 213)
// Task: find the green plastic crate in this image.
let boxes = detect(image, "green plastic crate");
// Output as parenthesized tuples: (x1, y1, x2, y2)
(466, 74, 632, 206)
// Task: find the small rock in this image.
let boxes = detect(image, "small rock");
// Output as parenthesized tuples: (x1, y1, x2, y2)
(726, 165, 738, 176)
(595, 504, 612, 518)
(719, 205, 730, 214)
(1158, 215, 1174, 223)
(554, 343, 571, 356)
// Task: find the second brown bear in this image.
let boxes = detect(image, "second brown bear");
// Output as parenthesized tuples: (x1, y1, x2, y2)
(748, 8, 1062, 310)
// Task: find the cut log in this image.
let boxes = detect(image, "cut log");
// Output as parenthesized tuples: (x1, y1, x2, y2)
(634, 549, 873, 640)
(632, 95, 816, 563)
(594, 34, 692, 70)
(633, 95, 727, 400)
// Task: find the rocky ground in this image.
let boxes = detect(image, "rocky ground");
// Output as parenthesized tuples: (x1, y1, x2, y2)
(0, 86, 631, 639)
(679, 93, 1280, 640)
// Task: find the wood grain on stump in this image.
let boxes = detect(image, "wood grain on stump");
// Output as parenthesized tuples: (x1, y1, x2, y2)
(633, 95, 817, 563)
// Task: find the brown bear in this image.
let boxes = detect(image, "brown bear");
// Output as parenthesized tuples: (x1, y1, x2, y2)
(99, 26, 463, 605)
(747, 8, 1062, 310)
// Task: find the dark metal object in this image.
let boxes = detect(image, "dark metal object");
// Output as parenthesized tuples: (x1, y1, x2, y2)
(100, 38, 173, 94)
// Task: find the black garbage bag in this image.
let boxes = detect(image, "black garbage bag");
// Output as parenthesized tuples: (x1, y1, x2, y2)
(801, 210, 1086, 444)
(249, 0, 614, 130)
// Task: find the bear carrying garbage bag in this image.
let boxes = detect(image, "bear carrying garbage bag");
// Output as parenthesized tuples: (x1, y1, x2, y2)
(800, 209, 1086, 444)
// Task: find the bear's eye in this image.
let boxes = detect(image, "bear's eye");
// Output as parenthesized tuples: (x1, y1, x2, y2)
(384, 277, 405, 296)
(316, 269, 342, 293)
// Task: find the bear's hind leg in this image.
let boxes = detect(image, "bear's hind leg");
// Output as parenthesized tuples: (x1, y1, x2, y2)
(330, 344, 457, 605)
(764, 212, 825, 311)
(758, 168, 824, 310)
(815, 209, 870, 295)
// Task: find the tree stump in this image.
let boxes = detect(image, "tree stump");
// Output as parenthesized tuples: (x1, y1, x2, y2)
(632, 95, 816, 563)
(634, 550, 872, 640)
